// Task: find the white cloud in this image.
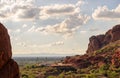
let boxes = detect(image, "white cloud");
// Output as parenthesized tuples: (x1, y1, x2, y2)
(0, 0, 40, 21)
(76, 0, 85, 6)
(0, 0, 87, 21)
(29, 41, 64, 48)
(0, 3, 11, 20)
(16, 42, 26, 47)
(1, 0, 90, 38)
(36, 14, 90, 38)
(0, 1, 79, 20)
(92, 4, 120, 20)
(8, 28, 21, 33)
(80, 30, 87, 33)
(28, 25, 36, 32)
(22, 24, 27, 28)
(50, 41, 64, 46)
(22, 0, 90, 38)
(15, 29, 21, 33)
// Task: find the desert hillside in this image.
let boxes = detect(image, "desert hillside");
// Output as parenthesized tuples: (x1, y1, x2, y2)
(64, 24, 120, 68)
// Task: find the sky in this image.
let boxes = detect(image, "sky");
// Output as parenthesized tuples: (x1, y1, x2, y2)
(0, 0, 120, 55)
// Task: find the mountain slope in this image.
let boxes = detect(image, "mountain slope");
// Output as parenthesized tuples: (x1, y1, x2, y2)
(62, 24, 120, 77)
(86, 24, 120, 55)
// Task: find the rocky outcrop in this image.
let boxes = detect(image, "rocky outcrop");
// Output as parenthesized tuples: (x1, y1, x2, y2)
(0, 23, 19, 78)
(86, 24, 120, 54)
(63, 24, 120, 69)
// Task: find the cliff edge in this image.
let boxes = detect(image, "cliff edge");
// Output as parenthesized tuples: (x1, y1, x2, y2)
(86, 24, 120, 55)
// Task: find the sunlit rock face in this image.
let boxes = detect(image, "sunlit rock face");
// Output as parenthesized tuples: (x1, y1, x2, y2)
(86, 24, 120, 54)
(0, 23, 20, 78)
(63, 24, 120, 69)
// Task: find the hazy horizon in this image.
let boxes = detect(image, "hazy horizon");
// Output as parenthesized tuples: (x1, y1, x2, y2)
(12, 52, 77, 57)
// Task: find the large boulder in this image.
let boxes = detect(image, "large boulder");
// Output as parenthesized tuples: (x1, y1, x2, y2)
(0, 23, 19, 78)
(0, 59, 19, 78)
(86, 24, 120, 54)
(0, 23, 12, 69)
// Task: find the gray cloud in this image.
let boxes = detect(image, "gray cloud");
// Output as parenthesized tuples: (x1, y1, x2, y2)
(39, 4, 80, 19)
(15, 6, 40, 20)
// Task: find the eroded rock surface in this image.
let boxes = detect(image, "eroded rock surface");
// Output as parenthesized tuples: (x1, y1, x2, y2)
(63, 24, 120, 69)
(86, 24, 120, 54)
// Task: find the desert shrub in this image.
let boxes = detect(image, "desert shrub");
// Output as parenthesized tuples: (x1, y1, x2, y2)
(115, 67, 120, 72)
(90, 69, 95, 73)
(107, 71, 119, 78)
(24, 64, 33, 69)
(65, 71, 73, 75)
(96, 41, 120, 54)
(22, 74, 28, 78)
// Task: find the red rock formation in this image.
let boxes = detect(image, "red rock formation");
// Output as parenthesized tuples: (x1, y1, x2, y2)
(63, 24, 120, 69)
(0, 23, 20, 78)
(0, 59, 19, 78)
(87, 24, 120, 54)
(0, 23, 12, 69)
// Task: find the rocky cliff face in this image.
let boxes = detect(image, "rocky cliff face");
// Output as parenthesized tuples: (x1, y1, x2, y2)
(63, 24, 120, 69)
(0, 23, 19, 78)
(86, 24, 120, 54)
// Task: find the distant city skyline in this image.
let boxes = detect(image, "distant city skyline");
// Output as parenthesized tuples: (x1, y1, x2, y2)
(0, 0, 120, 55)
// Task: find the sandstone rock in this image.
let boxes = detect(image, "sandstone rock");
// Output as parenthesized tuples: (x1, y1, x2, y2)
(0, 23, 12, 69)
(87, 36, 102, 55)
(0, 23, 19, 78)
(0, 59, 19, 78)
(63, 25, 120, 69)
(87, 24, 120, 54)
(111, 25, 120, 42)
